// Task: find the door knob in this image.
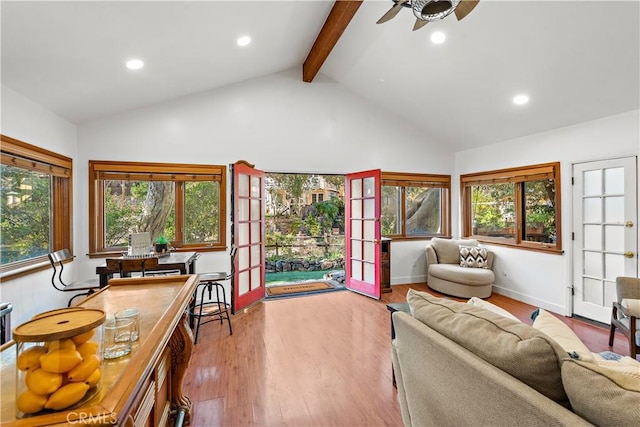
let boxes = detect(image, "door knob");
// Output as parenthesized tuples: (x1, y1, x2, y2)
(625, 221, 634, 228)
(624, 251, 635, 258)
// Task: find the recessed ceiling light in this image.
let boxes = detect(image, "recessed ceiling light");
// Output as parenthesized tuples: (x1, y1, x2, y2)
(513, 94, 530, 105)
(126, 59, 144, 70)
(237, 36, 251, 47)
(430, 31, 446, 44)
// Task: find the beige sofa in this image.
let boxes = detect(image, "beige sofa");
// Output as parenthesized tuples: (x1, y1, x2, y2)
(425, 238, 495, 298)
(391, 290, 640, 427)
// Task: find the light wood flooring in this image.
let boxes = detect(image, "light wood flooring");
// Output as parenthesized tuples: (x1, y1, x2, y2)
(183, 283, 632, 427)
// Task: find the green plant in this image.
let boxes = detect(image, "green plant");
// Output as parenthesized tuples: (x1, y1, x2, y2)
(156, 235, 168, 244)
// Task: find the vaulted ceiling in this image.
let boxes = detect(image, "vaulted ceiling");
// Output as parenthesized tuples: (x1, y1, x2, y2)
(2, 1, 638, 150)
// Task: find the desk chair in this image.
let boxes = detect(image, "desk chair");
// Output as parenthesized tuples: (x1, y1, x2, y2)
(105, 257, 160, 279)
(190, 272, 232, 344)
(49, 249, 101, 307)
(0, 302, 12, 345)
(609, 276, 640, 358)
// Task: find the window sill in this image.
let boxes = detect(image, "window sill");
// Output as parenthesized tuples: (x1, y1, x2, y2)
(0, 259, 51, 282)
(468, 236, 563, 255)
(88, 245, 226, 258)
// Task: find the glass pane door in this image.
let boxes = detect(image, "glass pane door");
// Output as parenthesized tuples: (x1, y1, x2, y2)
(345, 169, 381, 299)
(233, 161, 265, 311)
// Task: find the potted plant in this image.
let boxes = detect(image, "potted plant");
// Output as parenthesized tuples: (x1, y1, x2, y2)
(155, 235, 169, 254)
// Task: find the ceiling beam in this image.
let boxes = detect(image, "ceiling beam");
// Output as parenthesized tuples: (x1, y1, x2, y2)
(303, 0, 363, 83)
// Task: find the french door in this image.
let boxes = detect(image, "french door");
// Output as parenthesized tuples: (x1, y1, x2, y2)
(345, 169, 382, 299)
(232, 161, 265, 312)
(572, 157, 637, 323)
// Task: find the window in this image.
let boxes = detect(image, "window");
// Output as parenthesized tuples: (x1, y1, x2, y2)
(381, 172, 451, 239)
(1, 135, 72, 277)
(461, 162, 561, 252)
(89, 161, 226, 255)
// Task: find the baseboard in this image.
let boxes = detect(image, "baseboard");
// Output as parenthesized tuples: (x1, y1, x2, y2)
(493, 285, 566, 315)
(392, 275, 426, 285)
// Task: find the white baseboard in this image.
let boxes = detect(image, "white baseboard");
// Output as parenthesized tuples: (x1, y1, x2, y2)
(493, 285, 566, 316)
(392, 275, 426, 285)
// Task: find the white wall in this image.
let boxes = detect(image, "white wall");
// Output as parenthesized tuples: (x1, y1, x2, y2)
(76, 69, 454, 287)
(0, 85, 79, 326)
(454, 109, 640, 315)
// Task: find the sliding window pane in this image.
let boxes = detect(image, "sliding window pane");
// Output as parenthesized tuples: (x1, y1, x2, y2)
(406, 187, 442, 236)
(470, 183, 515, 240)
(104, 180, 175, 248)
(524, 179, 556, 244)
(0, 165, 52, 263)
(381, 185, 401, 235)
(184, 181, 219, 244)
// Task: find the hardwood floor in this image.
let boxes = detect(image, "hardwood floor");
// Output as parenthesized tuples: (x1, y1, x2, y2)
(183, 283, 632, 427)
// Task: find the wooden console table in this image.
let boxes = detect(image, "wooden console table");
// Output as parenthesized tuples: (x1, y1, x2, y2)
(0, 274, 198, 426)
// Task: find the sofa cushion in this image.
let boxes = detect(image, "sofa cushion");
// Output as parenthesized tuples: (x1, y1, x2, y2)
(531, 308, 594, 361)
(466, 297, 521, 322)
(459, 245, 489, 268)
(562, 358, 640, 426)
(429, 263, 495, 286)
(431, 238, 478, 264)
(407, 289, 571, 407)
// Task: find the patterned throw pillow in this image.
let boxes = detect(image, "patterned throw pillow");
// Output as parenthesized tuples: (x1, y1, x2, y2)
(459, 245, 488, 268)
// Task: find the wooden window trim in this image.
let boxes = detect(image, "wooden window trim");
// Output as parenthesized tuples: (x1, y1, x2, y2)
(88, 160, 227, 256)
(460, 162, 562, 254)
(0, 134, 73, 280)
(381, 172, 451, 239)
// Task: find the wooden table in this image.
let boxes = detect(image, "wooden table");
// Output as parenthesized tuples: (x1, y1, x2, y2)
(1, 274, 199, 426)
(95, 251, 198, 287)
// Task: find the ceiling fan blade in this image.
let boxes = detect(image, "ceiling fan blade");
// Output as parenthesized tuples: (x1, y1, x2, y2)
(454, 0, 480, 21)
(412, 18, 429, 31)
(376, 3, 404, 24)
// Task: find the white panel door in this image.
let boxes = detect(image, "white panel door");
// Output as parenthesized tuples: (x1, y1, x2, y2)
(572, 157, 637, 323)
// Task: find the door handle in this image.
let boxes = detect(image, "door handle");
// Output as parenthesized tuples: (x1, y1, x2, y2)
(624, 251, 635, 258)
(625, 221, 634, 228)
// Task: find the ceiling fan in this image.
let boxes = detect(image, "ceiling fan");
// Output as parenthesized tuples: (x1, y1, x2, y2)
(377, 0, 480, 31)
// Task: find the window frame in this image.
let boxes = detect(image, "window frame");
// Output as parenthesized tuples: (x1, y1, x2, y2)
(381, 172, 451, 240)
(460, 162, 562, 253)
(1, 134, 73, 279)
(89, 160, 226, 256)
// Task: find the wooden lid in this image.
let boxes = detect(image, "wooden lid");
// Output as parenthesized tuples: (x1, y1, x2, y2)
(13, 309, 106, 342)
(31, 307, 86, 320)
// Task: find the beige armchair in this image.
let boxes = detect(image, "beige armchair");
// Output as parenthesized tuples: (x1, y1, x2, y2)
(425, 238, 495, 298)
(609, 276, 640, 358)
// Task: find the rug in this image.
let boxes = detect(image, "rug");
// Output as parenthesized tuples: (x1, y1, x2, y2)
(265, 280, 344, 299)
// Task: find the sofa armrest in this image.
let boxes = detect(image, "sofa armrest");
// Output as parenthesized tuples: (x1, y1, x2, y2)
(486, 250, 495, 269)
(425, 245, 438, 267)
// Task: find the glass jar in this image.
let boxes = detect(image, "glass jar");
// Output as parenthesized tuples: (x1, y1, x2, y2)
(12, 307, 105, 418)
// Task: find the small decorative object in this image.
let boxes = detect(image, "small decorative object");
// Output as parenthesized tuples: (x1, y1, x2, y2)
(154, 235, 169, 254)
(128, 232, 151, 256)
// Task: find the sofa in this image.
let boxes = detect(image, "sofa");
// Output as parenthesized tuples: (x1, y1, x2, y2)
(391, 290, 640, 427)
(425, 238, 495, 298)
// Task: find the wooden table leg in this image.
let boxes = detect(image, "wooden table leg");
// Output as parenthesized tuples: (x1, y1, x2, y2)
(169, 312, 194, 425)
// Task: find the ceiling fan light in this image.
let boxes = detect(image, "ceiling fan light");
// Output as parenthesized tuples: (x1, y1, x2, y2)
(422, 0, 453, 15)
(413, 0, 460, 22)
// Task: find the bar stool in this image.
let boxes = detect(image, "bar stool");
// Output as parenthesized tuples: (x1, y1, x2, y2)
(190, 272, 232, 344)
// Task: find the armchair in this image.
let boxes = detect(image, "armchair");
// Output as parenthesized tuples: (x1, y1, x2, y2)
(609, 276, 640, 358)
(425, 238, 495, 298)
